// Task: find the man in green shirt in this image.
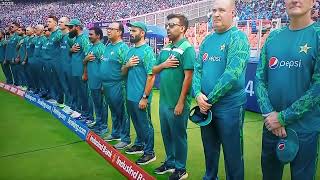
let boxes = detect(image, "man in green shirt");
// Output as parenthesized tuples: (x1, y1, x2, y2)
(83, 27, 108, 136)
(24, 26, 36, 92)
(99, 22, 130, 149)
(45, 15, 64, 106)
(68, 19, 93, 122)
(58, 17, 75, 114)
(121, 22, 156, 165)
(16, 27, 27, 90)
(152, 14, 195, 179)
(5, 22, 21, 86)
(193, 0, 250, 179)
(32, 24, 47, 96)
(255, 0, 320, 179)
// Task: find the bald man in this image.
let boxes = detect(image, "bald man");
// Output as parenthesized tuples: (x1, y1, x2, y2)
(58, 17, 75, 114)
(192, 0, 250, 179)
(23, 26, 36, 91)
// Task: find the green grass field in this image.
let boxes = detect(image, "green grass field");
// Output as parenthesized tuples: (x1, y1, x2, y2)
(0, 68, 319, 180)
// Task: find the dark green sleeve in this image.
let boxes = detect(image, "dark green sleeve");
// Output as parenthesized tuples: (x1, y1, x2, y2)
(255, 31, 277, 115)
(207, 32, 250, 104)
(192, 41, 204, 98)
(278, 29, 320, 126)
(143, 47, 156, 75)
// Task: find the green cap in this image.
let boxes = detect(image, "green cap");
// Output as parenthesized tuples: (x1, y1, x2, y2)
(276, 128, 299, 164)
(66, 19, 82, 27)
(189, 106, 213, 126)
(126, 21, 147, 33)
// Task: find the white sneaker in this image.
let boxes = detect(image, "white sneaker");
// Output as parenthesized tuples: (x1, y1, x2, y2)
(47, 99, 57, 103)
(63, 106, 73, 115)
(71, 111, 81, 118)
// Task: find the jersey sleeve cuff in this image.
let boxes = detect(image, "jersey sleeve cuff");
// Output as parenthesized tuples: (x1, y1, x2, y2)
(278, 112, 286, 126)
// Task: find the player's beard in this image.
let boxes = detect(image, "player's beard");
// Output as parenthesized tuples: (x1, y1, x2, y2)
(130, 35, 141, 43)
(69, 30, 77, 38)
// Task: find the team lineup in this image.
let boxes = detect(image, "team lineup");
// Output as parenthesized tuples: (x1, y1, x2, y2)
(0, 0, 319, 180)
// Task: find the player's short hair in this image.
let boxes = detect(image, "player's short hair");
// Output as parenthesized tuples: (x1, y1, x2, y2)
(89, 27, 103, 40)
(11, 22, 20, 28)
(114, 21, 124, 37)
(167, 14, 189, 33)
(48, 15, 58, 23)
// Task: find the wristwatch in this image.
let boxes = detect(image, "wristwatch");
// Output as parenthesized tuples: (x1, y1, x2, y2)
(142, 93, 149, 99)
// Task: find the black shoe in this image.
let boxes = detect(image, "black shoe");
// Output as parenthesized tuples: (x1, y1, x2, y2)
(136, 153, 156, 165)
(169, 169, 188, 180)
(154, 163, 175, 175)
(125, 145, 144, 155)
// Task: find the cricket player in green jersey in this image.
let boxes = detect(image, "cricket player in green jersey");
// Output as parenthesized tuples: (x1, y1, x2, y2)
(193, 0, 250, 179)
(24, 26, 36, 92)
(83, 27, 108, 136)
(255, 0, 320, 179)
(68, 19, 93, 121)
(121, 22, 156, 165)
(152, 14, 195, 180)
(5, 22, 21, 85)
(58, 17, 75, 114)
(45, 16, 64, 106)
(16, 27, 28, 89)
(99, 22, 131, 149)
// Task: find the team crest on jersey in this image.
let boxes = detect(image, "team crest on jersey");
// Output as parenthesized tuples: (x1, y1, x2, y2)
(299, 43, 311, 54)
(202, 53, 208, 62)
(278, 142, 285, 151)
(269, 56, 279, 69)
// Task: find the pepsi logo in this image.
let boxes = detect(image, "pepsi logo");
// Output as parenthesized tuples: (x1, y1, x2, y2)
(269, 57, 279, 69)
(203, 53, 208, 62)
(278, 142, 285, 151)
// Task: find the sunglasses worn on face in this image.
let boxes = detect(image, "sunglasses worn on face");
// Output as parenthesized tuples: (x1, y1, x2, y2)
(107, 27, 119, 31)
(165, 23, 182, 28)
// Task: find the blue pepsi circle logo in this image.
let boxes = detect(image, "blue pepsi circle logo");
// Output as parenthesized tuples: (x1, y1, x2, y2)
(269, 57, 279, 69)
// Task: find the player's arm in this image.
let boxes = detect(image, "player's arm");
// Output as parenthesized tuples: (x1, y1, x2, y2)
(206, 33, 250, 104)
(139, 48, 156, 109)
(255, 35, 275, 116)
(192, 42, 204, 98)
(175, 48, 195, 115)
(278, 33, 320, 126)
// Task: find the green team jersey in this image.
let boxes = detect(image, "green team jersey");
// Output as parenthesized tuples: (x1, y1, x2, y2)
(99, 41, 129, 85)
(255, 22, 320, 133)
(71, 33, 90, 76)
(47, 28, 63, 61)
(60, 33, 74, 72)
(33, 35, 46, 61)
(157, 38, 195, 108)
(17, 36, 27, 63)
(0, 39, 6, 62)
(41, 37, 51, 61)
(193, 26, 250, 109)
(86, 41, 105, 89)
(125, 43, 156, 103)
(5, 33, 21, 62)
(26, 35, 35, 62)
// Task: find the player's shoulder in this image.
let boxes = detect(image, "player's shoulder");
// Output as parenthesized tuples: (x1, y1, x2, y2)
(311, 22, 320, 33)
